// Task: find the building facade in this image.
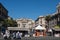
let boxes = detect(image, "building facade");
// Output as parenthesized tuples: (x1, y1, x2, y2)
(16, 18, 35, 29)
(8, 18, 35, 36)
(47, 3, 60, 28)
(0, 3, 8, 20)
(35, 16, 46, 27)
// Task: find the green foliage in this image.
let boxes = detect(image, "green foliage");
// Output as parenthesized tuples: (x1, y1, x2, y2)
(54, 25, 60, 28)
(2, 19, 17, 27)
(45, 15, 51, 28)
(45, 15, 51, 21)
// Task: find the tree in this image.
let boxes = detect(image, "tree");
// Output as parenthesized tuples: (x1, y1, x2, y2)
(0, 17, 17, 32)
(45, 15, 51, 28)
(45, 15, 51, 21)
(2, 18, 17, 28)
(54, 25, 60, 28)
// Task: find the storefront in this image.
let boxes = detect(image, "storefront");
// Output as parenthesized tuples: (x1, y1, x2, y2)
(33, 25, 46, 37)
(52, 28, 60, 37)
(8, 27, 30, 37)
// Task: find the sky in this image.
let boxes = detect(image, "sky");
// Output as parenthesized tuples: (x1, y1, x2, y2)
(0, 0, 60, 20)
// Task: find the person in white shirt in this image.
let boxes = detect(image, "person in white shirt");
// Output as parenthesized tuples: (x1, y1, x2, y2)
(13, 32, 16, 39)
(16, 31, 21, 39)
(3, 30, 10, 39)
(5, 30, 10, 38)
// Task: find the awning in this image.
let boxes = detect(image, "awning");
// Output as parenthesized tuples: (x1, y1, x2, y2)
(8, 27, 29, 31)
(52, 28, 60, 31)
(35, 25, 46, 30)
(48, 29, 52, 32)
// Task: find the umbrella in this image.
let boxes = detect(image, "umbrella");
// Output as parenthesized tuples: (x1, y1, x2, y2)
(35, 25, 46, 30)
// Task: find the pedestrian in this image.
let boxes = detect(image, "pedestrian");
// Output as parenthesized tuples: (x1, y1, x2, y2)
(13, 32, 16, 39)
(16, 31, 21, 39)
(3, 34, 7, 39)
(5, 30, 10, 38)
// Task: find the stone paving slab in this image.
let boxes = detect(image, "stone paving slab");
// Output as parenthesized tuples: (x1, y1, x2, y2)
(21, 36, 60, 40)
(0, 36, 60, 40)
